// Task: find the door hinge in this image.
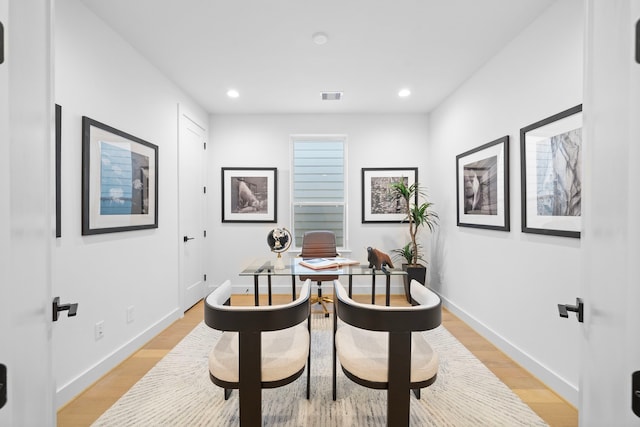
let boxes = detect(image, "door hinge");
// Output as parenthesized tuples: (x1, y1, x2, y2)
(203, 186, 206, 194)
(204, 274, 207, 282)
(0, 22, 4, 65)
(203, 230, 207, 238)
(203, 142, 207, 150)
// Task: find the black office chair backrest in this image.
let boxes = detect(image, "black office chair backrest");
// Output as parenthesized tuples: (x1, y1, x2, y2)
(300, 230, 339, 281)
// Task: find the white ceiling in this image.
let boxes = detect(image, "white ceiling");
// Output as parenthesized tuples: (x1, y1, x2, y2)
(79, 0, 557, 115)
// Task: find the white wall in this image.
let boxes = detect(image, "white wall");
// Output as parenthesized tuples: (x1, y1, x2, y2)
(426, 0, 583, 405)
(207, 114, 430, 295)
(53, 0, 207, 407)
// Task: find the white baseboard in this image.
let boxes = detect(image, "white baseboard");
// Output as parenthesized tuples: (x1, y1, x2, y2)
(440, 296, 579, 407)
(55, 307, 182, 409)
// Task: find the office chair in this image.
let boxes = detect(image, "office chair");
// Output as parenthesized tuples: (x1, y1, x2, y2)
(299, 230, 338, 317)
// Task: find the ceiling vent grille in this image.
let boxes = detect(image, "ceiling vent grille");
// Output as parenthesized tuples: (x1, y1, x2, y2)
(321, 91, 343, 101)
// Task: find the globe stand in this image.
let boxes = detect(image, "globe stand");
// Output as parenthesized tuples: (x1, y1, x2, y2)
(268, 227, 291, 271)
(274, 253, 285, 270)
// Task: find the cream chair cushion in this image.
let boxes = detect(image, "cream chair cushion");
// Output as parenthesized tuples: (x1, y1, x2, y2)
(209, 323, 310, 384)
(206, 279, 311, 384)
(335, 323, 438, 384)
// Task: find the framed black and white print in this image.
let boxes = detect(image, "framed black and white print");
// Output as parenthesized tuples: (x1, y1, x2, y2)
(361, 167, 417, 223)
(82, 117, 159, 235)
(456, 136, 510, 231)
(222, 167, 277, 223)
(520, 105, 582, 238)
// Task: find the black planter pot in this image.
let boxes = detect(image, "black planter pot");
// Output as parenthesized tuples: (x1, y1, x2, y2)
(401, 264, 426, 303)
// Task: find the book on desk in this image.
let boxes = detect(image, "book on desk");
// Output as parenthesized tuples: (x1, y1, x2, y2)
(298, 257, 360, 270)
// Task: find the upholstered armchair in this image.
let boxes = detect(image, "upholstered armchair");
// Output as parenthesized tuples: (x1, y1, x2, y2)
(332, 279, 442, 426)
(205, 279, 312, 426)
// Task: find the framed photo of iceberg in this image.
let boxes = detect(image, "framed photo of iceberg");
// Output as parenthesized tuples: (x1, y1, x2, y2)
(82, 116, 158, 235)
(456, 136, 510, 231)
(520, 105, 582, 238)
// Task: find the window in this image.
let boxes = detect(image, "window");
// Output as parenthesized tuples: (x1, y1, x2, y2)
(291, 136, 346, 248)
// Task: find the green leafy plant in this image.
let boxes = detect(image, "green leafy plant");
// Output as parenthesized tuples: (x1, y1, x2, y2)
(390, 180, 438, 266)
(391, 242, 425, 265)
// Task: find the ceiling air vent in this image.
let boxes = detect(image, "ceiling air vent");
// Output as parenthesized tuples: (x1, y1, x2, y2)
(321, 91, 343, 101)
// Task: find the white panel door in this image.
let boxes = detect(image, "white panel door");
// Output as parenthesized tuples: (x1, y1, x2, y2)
(580, 0, 640, 425)
(0, 1, 10, 424)
(179, 108, 207, 311)
(0, 0, 55, 425)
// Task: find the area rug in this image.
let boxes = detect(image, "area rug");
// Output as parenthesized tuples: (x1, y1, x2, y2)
(92, 316, 547, 426)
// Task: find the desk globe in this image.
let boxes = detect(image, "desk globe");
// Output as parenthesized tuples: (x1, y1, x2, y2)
(267, 227, 291, 270)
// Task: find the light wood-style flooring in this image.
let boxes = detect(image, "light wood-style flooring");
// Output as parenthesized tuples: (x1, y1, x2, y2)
(57, 294, 578, 426)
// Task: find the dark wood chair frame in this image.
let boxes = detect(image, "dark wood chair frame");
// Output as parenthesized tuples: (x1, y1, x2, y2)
(332, 279, 442, 426)
(204, 280, 312, 427)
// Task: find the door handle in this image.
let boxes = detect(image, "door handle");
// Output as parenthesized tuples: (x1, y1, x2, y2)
(557, 297, 583, 323)
(52, 297, 78, 322)
(183, 236, 195, 242)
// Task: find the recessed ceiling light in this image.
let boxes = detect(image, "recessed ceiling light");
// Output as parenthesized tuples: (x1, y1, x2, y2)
(312, 32, 329, 45)
(227, 89, 239, 98)
(398, 88, 411, 98)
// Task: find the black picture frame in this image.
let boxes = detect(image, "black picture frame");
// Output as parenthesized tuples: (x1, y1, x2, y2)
(456, 136, 510, 231)
(82, 116, 159, 235)
(221, 167, 277, 223)
(520, 105, 582, 238)
(55, 104, 62, 238)
(361, 167, 418, 223)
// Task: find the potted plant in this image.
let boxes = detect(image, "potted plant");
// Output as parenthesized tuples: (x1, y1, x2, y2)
(390, 180, 438, 302)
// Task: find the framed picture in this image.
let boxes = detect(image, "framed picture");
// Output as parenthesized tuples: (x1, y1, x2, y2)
(361, 167, 417, 223)
(55, 104, 62, 238)
(82, 117, 159, 235)
(222, 167, 277, 223)
(456, 136, 510, 231)
(520, 105, 582, 238)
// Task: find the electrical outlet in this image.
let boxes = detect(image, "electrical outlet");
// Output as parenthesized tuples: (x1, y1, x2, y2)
(126, 306, 134, 324)
(95, 321, 104, 340)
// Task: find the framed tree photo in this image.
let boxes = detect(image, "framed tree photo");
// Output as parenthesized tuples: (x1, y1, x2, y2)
(456, 136, 510, 231)
(222, 167, 277, 223)
(520, 105, 583, 238)
(361, 167, 417, 223)
(82, 117, 159, 235)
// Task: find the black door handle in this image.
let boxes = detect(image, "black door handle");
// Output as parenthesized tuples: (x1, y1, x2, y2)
(53, 297, 78, 322)
(557, 297, 583, 323)
(183, 236, 195, 242)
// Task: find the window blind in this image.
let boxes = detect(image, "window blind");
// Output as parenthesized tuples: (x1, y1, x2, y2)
(292, 139, 345, 247)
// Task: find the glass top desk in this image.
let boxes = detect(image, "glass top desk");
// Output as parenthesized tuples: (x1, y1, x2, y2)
(239, 258, 407, 307)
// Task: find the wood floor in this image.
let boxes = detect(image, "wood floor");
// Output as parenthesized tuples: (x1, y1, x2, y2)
(57, 293, 578, 426)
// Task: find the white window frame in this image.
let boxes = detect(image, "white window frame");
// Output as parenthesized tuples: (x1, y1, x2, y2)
(290, 134, 349, 252)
